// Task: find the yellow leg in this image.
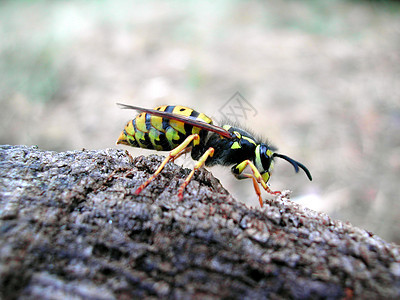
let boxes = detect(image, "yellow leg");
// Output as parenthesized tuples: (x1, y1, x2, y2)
(171, 146, 192, 163)
(234, 160, 281, 207)
(135, 134, 200, 195)
(177, 147, 214, 200)
(242, 173, 263, 207)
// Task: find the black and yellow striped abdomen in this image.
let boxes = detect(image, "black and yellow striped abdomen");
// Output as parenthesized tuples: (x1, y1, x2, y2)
(117, 105, 213, 151)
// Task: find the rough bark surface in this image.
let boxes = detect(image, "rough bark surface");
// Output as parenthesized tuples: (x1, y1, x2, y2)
(0, 145, 399, 299)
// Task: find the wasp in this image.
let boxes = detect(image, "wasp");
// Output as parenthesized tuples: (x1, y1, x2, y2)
(116, 103, 312, 207)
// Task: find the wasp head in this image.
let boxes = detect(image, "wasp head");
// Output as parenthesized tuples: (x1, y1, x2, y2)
(254, 144, 275, 183)
(255, 144, 313, 183)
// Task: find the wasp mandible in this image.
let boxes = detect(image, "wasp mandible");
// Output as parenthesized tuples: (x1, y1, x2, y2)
(116, 103, 312, 207)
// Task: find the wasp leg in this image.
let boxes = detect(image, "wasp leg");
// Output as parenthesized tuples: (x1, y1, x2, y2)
(135, 134, 200, 195)
(177, 147, 214, 200)
(241, 173, 263, 207)
(171, 146, 192, 163)
(233, 160, 281, 207)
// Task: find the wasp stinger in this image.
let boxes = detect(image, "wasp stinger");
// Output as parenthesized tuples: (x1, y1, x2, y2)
(116, 103, 312, 207)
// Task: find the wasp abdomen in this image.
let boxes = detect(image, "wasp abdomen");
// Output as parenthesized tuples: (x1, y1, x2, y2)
(117, 105, 212, 151)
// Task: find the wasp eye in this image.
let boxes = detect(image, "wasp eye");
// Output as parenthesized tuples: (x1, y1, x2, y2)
(260, 144, 272, 171)
(255, 144, 272, 173)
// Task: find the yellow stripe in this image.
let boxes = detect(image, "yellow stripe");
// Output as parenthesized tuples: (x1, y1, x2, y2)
(166, 127, 181, 145)
(135, 131, 147, 148)
(262, 172, 270, 182)
(233, 131, 241, 138)
(149, 128, 164, 151)
(190, 126, 201, 142)
(172, 105, 193, 117)
(125, 120, 136, 136)
(197, 112, 212, 124)
(170, 119, 186, 135)
(116, 131, 129, 145)
(254, 145, 263, 171)
(169, 106, 193, 135)
(150, 115, 164, 132)
(135, 113, 148, 133)
(231, 141, 241, 149)
(242, 136, 257, 145)
(235, 160, 248, 173)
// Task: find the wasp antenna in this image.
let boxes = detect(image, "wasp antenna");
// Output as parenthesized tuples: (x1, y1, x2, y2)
(273, 153, 312, 181)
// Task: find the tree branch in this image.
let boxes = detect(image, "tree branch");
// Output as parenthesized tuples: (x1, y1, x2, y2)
(0, 145, 399, 299)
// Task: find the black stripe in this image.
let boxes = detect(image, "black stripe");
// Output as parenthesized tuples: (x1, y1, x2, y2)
(154, 132, 172, 150)
(190, 110, 200, 118)
(184, 123, 193, 136)
(124, 129, 140, 147)
(140, 132, 154, 150)
(162, 106, 174, 131)
(165, 105, 175, 113)
(145, 113, 152, 131)
(166, 126, 187, 149)
(188, 110, 201, 134)
(181, 109, 195, 135)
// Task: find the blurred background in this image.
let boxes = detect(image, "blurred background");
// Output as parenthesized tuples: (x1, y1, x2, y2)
(1, 0, 399, 243)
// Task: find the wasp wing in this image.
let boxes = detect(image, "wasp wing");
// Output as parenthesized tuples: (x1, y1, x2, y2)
(117, 103, 233, 139)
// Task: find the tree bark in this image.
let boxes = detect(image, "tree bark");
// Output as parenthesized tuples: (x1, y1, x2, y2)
(0, 145, 399, 299)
